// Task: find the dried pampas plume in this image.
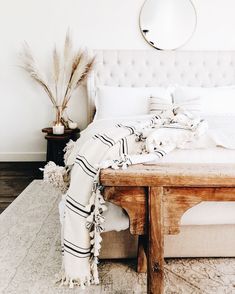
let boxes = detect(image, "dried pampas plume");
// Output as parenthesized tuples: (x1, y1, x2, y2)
(20, 42, 57, 106)
(19, 30, 95, 121)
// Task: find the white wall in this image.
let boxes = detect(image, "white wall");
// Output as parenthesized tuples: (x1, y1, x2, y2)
(1, 0, 235, 161)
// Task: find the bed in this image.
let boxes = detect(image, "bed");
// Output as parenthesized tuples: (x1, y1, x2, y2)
(84, 50, 235, 292)
(56, 50, 235, 292)
(84, 50, 235, 261)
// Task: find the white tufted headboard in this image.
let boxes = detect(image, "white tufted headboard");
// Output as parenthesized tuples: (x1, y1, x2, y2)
(87, 50, 235, 122)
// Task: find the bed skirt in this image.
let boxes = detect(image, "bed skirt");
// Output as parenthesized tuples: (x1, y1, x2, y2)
(100, 224, 235, 259)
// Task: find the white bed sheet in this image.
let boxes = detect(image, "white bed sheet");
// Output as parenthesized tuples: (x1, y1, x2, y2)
(157, 147, 235, 164)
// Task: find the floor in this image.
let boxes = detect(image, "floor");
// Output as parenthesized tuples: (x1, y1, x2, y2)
(0, 162, 45, 213)
(1, 180, 235, 294)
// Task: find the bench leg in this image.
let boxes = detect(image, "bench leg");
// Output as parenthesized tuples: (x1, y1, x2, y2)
(137, 235, 147, 273)
(147, 187, 164, 294)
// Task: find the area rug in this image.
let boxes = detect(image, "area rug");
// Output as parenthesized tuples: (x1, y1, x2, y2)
(1, 180, 235, 294)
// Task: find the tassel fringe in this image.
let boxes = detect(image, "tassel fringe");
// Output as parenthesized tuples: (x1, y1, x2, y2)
(55, 270, 92, 289)
(41, 161, 69, 193)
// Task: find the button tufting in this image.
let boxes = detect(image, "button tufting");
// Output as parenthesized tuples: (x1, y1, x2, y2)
(93, 52, 235, 99)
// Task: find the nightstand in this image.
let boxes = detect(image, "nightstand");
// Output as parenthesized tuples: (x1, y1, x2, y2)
(42, 128, 80, 166)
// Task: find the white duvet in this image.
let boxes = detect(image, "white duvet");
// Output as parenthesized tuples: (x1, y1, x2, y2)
(68, 113, 235, 165)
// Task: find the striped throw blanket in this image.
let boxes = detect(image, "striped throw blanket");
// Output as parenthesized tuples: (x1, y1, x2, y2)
(45, 109, 208, 288)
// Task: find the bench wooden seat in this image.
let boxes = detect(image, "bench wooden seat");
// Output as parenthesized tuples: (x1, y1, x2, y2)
(100, 163, 235, 294)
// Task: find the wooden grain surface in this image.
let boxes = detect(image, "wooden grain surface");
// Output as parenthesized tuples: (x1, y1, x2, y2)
(137, 235, 147, 273)
(163, 187, 235, 234)
(101, 163, 235, 294)
(148, 187, 164, 294)
(0, 162, 44, 213)
(100, 163, 235, 187)
(104, 186, 147, 235)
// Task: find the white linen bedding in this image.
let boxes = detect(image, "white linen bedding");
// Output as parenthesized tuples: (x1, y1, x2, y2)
(94, 86, 171, 120)
(53, 112, 235, 288)
(68, 114, 235, 165)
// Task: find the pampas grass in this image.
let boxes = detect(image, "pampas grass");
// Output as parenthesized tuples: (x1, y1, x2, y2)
(20, 30, 95, 125)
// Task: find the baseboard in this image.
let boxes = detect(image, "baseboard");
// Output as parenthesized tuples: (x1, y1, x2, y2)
(0, 152, 46, 162)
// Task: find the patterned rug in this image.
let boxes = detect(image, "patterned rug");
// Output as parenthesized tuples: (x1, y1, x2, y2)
(0, 180, 235, 294)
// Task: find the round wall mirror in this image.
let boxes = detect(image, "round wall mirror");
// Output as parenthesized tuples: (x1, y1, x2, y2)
(139, 0, 197, 50)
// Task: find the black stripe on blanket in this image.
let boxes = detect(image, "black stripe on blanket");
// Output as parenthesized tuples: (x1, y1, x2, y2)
(153, 115, 162, 120)
(64, 239, 90, 252)
(93, 135, 110, 147)
(67, 195, 87, 210)
(77, 154, 97, 173)
(64, 248, 90, 259)
(103, 134, 115, 145)
(154, 149, 167, 157)
(76, 160, 95, 178)
(93, 134, 114, 147)
(66, 204, 88, 218)
(124, 137, 128, 154)
(116, 124, 135, 135)
(119, 137, 128, 156)
(66, 199, 90, 217)
(64, 244, 90, 255)
(75, 155, 97, 178)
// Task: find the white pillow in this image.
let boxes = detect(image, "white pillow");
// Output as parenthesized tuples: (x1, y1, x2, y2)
(172, 87, 201, 114)
(94, 86, 170, 120)
(149, 87, 201, 115)
(173, 86, 235, 115)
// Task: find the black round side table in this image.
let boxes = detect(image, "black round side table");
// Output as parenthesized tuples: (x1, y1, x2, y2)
(42, 127, 80, 166)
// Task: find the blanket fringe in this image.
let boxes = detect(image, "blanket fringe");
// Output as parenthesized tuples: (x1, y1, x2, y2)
(63, 139, 76, 166)
(85, 170, 107, 284)
(41, 161, 70, 193)
(55, 270, 92, 289)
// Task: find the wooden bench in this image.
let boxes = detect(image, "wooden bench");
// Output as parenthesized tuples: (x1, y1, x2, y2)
(100, 163, 235, 294)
